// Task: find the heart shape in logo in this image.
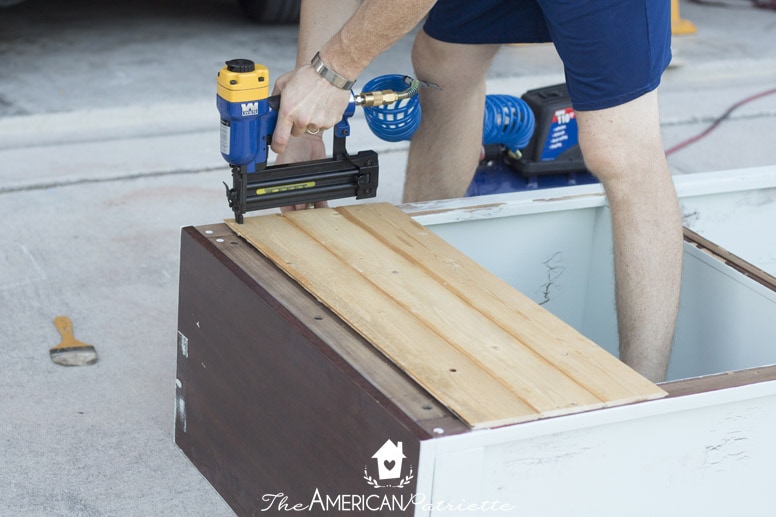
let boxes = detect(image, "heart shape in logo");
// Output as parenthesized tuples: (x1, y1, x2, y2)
(384, 460, 395, 471)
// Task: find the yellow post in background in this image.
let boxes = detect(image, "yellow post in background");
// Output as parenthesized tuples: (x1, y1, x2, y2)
(672, 0, 698, 35)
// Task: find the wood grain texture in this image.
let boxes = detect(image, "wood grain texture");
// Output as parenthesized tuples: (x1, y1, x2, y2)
(227, 203, 666, 428)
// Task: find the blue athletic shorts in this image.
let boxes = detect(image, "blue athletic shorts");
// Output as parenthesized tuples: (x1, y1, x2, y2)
(423, 0, 671, 111)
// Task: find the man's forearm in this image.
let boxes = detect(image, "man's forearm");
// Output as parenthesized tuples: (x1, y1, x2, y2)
(297, 0, 362, 66)
(269, 0, 435, 154)
(318, 0, 437, 82)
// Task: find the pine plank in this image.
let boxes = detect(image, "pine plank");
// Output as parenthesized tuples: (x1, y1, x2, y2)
(226, 203, 666, 428)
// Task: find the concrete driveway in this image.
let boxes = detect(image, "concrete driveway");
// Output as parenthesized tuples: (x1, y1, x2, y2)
(1, 1, 775, 514)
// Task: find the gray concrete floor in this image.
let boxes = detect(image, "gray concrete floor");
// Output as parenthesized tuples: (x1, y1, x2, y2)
(1, 0, 775, 515)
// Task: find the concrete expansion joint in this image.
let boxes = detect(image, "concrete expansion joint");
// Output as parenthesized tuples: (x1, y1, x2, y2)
(0, 167, 222, 195)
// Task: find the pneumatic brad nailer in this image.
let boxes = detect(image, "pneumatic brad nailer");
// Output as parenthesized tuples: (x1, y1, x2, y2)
(217, 58, 425, 223)
(217, 58, 586, 221)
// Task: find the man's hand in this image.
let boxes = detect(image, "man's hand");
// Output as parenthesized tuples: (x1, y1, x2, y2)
(274, 132, 330, 212)
(271, 65, 351, 156)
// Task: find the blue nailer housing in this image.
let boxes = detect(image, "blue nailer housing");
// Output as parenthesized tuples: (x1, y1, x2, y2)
(218, 96, 277, 173)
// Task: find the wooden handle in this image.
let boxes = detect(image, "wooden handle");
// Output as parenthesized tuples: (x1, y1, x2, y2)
(53, 315, 78, 348)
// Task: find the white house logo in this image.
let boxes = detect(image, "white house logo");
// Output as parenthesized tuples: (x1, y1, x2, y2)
(363, 439, 414, 488)
(258, 438, 516, 512)
(241, 101, 259, 116)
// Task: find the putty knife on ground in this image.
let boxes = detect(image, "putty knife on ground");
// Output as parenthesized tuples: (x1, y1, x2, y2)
(50, 315, 98, 366)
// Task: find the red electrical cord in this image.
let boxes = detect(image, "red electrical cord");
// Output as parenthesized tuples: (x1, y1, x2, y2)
(664, 87, 776, 156)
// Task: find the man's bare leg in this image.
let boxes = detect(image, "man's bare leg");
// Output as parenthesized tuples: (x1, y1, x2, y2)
(408, 31, 680, 380)
(576, 90, 683, 382)
(403, 30, 499, 202)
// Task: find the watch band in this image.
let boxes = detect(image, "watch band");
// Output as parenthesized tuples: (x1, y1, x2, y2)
(311, 52, 356, 91)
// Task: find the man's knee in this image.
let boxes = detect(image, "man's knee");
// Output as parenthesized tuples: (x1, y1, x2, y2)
(580, 137, 665, 186)
(577, 140, 620, 181)
(576, 91, 666, 182)
(412, 30, 497, 89)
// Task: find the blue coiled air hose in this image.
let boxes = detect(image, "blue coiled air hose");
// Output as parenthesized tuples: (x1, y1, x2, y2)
(481, 94, 535, 153)
(361, 74, 421, 142)
(361, 75, 535, 153)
